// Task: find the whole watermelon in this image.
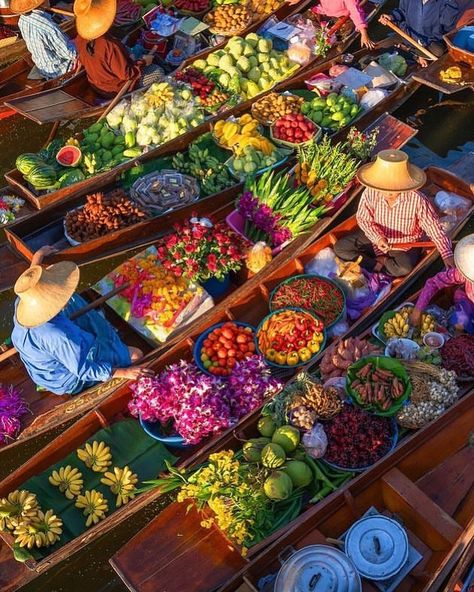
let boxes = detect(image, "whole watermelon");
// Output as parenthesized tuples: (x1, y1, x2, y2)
(26, 164, 58, 190)
(16, 153, 45, 176)
(58, 169, 85, 188)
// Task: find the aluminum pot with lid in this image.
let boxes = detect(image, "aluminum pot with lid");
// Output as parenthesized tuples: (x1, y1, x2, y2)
(345, 515, 409, 581)
(274, 545, 362, 592)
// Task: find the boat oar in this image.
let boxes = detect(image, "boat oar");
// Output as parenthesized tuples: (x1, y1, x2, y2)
(0, 283, 130, 363)
(382, 20, 438, 61)
(97, 79, 133, 123)
(47, 7, 75, 17)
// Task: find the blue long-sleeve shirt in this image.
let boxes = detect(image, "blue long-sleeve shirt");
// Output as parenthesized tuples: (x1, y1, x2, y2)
(12, 304, 113, 396)
(18, 10, 77, 79)
(392, 0, 460, 46)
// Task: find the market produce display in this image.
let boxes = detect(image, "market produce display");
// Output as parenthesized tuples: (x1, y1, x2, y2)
(192, 33, 299, 99)
(251, 92, 304, 125)
(204, 4, 252, 34)
(295, 137, 360, 203)
(440, 334, 474, 377)
(256, 308, 325, 367)
(378, 52, 408, 77)
(0, 384, 29, 445)
(346, 357, 410, 415)
(301, 92, 361, 132)
(229, 145, 287, 178)
(323, 405, 396, 470)
(287, 380, 343, 429)
(174, 68, 230, 111)
(272, 113, 319, 146)
(320, 337, 382, 381)
(271, 275, 345, 327)
(249, 0, 283, 17)
(213, 114, 269, 153)
(238, 169, 326, 248)
(114, 0, 141, 25)
(198, 322, 256, 376)
(48, 466, 83, 500)
(0, 194, 25, 226)
(100, 466, 138, 507)
(77, 441, 112, 473)
(64, 190, 148, 243)
(174, 0, 209, 13)
(56, 146, 82, 167)
(75, 490, 108, 527)
(130, 170, 200, 216)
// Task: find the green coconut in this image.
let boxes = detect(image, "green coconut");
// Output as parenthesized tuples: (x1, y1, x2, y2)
(282, 460, 313, 488)
(242, 437, 270, 462)
(263, 471, 293, 500)
(257, 416, 276, 438)
(261, 443, 286, 469)
(272, 426, 300, 453)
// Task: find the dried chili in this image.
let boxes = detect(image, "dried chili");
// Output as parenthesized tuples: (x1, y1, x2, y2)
(272, 276, 344, 326)
(441, 335, 474, 377)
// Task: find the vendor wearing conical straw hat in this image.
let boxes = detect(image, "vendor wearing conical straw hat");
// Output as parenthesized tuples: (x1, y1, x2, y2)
(11, 0, 77, 80)
(412, 234, 474, 334)
(333, 150, 454, 277)
(11, 246, 153, 396)
(73, 0, 162, 98)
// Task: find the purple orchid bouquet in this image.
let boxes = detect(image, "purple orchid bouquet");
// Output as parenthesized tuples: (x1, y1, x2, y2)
(129, 357, 282, 445)
(0, 384, 29, 445)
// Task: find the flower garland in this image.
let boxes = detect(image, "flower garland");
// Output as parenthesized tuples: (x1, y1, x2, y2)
(0, 385, 29, 445)
(0, 195, 25, 226)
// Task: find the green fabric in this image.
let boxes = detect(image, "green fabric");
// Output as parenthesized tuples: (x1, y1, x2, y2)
(20, 419, 177, 559)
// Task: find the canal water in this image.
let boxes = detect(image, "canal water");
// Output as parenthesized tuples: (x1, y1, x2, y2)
(0, 20, 473, 592)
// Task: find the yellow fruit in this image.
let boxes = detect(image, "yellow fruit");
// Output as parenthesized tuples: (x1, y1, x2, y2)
(14, 509, 62, 549)
(77, 441, 112, 473)
(49, 466, 83, 499)
(0, 490, 39, 532)
(75, 490, 108, 528)
(100, 466, 138, 507)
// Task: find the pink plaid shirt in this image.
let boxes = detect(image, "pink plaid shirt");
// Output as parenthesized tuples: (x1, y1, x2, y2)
(356, 188, 453, 259)
(313, 0, 367, 31)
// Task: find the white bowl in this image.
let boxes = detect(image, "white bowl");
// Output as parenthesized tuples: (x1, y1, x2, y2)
(385, 337, 420, 360)
(422, 332, 445, 349)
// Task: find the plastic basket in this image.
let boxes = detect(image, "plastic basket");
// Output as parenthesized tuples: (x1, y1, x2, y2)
(139, 416, 190, 449)
(255, 307, 327, 369)
(225, 209, 288, 256)
(270, 118, 321, 149)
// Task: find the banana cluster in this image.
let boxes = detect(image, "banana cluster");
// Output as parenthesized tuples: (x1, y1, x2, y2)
(0, 490, 39, 531)
(49, 466, 83, 499)
(14, 509, 62, 549)
(101, 466, 138, 507)
(214, 114, 275, 155)
(384, 310, 410, 338)
(420, 313, 436, 336)
(77, 441, 112, 473)
(75, 490, 108, 528)
(146, 82, 174, 108)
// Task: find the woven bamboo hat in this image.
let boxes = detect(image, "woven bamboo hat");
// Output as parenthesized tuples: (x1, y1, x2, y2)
(10, 0, 44, 14)
(357, 150, 427, 193)
(14, 262, 80, 328)
(74, 0, 117, 41)
(454, 234, 474, 282)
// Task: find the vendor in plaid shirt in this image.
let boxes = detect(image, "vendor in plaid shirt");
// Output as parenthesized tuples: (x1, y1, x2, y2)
(11, 0, 77, 79)
(334, 150, 454, 277)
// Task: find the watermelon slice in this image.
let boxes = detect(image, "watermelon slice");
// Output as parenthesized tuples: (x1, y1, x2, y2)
(56, 146, 82, 167)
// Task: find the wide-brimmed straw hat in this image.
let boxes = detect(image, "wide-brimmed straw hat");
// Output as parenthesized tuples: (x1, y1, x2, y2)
(10, 0, 44, 14)
(357, 150, 427, 192)
(14, 262, 80, 328)
(74, 0, 117, 41)
(454, 234, 474, 282)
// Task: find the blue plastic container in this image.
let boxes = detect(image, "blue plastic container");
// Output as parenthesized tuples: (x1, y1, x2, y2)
(201, 274, 231, 298)
(139, 416, 190, 449)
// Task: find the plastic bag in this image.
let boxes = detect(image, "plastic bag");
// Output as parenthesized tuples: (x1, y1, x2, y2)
(434, 190, 472, 216)
(246, 242, 272, 274)
(288, 37, 312, 65)
(302, 423, 328, 459)
(304, 247, 338, 277)
(360, 88, 388, 110)
(305, 73, 342, 95)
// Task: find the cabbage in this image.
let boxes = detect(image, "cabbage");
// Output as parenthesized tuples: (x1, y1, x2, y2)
(143, 110, 159, 127)
(121, 109, 138, 134)
(130, 95, 149, 119)
(106, 100, 127, 129)
(378, 52, 407, 77)
(136, 125, 154, 146)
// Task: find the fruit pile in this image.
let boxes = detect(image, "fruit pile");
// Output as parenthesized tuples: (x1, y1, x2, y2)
(252, 92, 304, 124)
(257, 309, 325, 366)
(65, 190, 147, 243)
(287, 382, 343, 430)
(301, 93, 360, 132)
(249, 0, 283, 17)
(174, 67, 215, 99)
(230, 145, 283, 177)
(172, 143, 235, 196)
(199, 322, 256, 376)
(175, 0, 209, 12)
(441, 335, 474, 377)
(382, 307, 435, 340)
(192, 33, 298, 99)
(348, 359, 408, 413)
(205, 4, 252, 34)
(320, 337, 382, 381)
(114, 0, 140, 25)
(324, 405, 394, 469)
(272, 113, 318, 145)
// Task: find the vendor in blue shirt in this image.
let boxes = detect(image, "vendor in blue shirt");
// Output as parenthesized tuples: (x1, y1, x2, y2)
(379, 0, 460, 63)
(11, 247, 153, 396)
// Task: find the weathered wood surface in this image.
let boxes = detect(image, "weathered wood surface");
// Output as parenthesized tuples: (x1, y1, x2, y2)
(412, 52, 474, 94)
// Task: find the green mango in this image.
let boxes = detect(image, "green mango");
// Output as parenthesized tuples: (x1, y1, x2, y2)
(87, 122, 103, 134)
(85, 132, 99, 143)
(125, 132, 136, 148)
(112, 145, 124, 156)
(123, 147, 142, 158)
(100, 132, 115, 149)
(102, 150, 113, 162)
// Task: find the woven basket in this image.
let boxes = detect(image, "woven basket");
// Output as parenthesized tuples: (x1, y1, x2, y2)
(270, 119, 321, 149)
(130, 169, 200, 216)
(204, 7, 253, 36)
(251, 92, 304, 125)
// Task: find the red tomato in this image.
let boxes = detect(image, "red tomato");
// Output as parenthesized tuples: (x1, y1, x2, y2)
(239, 343, 248, 353)
(236, 351, 245, 360)
(222, 328, 234, 340)
(217, 348, 227, 359)
(244, 327, 253, 334)
(248, 342, 256, 352)
(203, 338, 212, 348)
(211, 355, 218, 362)
(227, 357, 236, 368)
(236, 334, 247, 344)
(218, 359, 227, 367)
(244, 351, 253, 358)
(227, 348, 236, 357)
(209, 333, 218, 341)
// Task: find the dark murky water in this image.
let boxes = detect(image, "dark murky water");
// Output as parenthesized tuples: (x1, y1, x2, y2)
(0, 24, 473, 592)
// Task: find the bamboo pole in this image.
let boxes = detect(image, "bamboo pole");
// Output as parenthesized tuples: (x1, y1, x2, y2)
(382, 20, 438, 61)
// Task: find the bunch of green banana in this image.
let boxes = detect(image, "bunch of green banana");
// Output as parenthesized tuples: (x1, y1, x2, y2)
(48, 466, 83, 499)
(0, 490, 39, 531)
(75, 490, 108, 528)
(420, 313, 436, 336)
(100, 466, 138, 507)
(82, 152, 98, 175)
(384, 310, 410, 338)
(77, 441, 112, 473)
(14, 509, 62, 549)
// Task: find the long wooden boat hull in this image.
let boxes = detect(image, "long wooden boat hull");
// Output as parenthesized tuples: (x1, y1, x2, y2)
(0, 114, 415, 456)
(0, 163, 471, 589)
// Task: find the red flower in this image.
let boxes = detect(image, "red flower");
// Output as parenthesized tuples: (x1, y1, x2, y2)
(207, 254, 217, 272)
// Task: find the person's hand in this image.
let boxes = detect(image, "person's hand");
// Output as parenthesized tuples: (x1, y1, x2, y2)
(360, 28, 375, 49)
(376, 238, 391, 253)
(378, 14, 393, 26)
(444, 255, 455, 268)
(31, 245, 58, 266)
(411, 308, 422, 327)
(113, 366, 154, 381)
(142, 54, 154, 66)
(285, 0, 300, 5)
(417, 56, 429, 68)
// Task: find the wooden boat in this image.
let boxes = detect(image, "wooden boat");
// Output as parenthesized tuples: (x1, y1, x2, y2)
(0, 163, 471, 589)
(0, 114, 414, 459)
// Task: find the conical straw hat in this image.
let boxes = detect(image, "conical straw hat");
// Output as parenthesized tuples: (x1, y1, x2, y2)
(14, 262, 80, 328)
(10, 0, 44, 14)
(357, 150, 427, 192)
(454, 234, 474, 282)
(74, 0, 117, 41)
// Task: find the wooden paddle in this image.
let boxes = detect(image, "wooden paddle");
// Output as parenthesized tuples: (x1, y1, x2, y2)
(382, 19, 438, 61)
(47, 7, 75, 17)
(0, 283, 130, 363)
(97, 79, 133, 122)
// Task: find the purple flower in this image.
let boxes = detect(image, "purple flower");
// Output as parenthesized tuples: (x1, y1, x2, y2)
(0, 384, 29, 445)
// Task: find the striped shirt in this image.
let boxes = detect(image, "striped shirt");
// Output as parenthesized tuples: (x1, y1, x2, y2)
(18, 11, 77, 79)
(356, 188, 453, 259)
